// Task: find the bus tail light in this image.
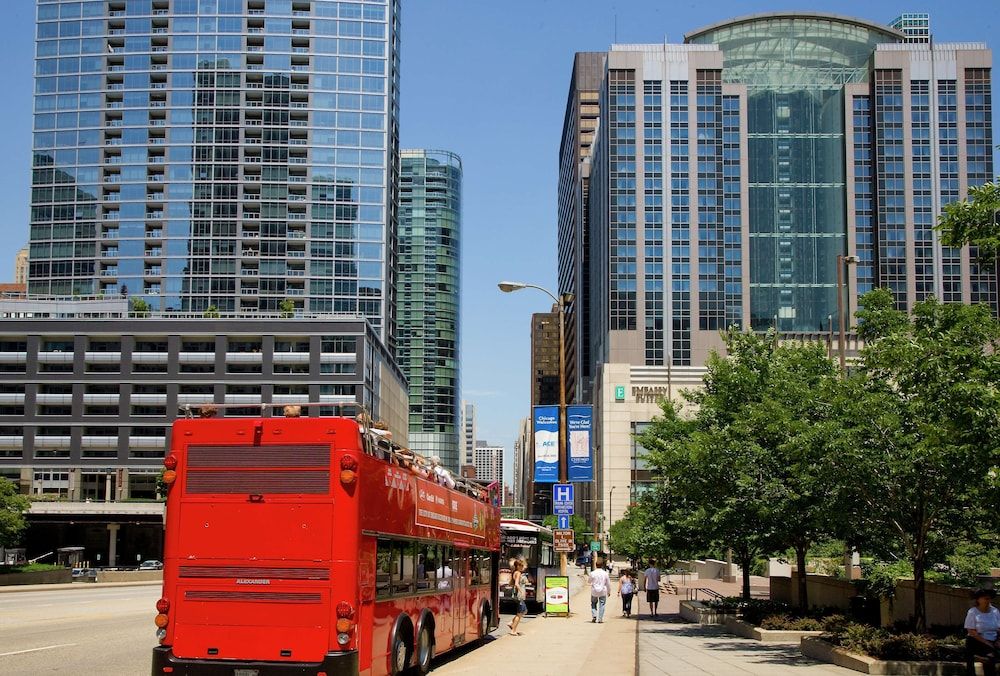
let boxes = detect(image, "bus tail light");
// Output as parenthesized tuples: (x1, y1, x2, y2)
(156, 597, 169, 613)
(340, 455, 358, 485)
(163, 454, 177, 470)
(162, 469, 177, 485)
(336, 601, 356, 633)
(154, 613, 169, 629)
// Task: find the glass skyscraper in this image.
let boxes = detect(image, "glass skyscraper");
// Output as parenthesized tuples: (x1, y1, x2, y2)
(29, 0, 400, 348)
(398, 149, 461, 470)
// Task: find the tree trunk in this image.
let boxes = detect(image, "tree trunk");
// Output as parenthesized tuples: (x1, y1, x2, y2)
(795, 543, 809, 610)
(913, 555, 927, 633)
(740, 552, 753, 601)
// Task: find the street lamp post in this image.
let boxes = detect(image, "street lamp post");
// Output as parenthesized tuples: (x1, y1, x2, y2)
(499, 281, 573, 577)
(836, 255, 858, 375)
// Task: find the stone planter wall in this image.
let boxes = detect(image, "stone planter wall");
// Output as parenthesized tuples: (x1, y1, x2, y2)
(679, 600, 733, 625)
(800, 637, 981, 675)
(722, 616, 823, 643)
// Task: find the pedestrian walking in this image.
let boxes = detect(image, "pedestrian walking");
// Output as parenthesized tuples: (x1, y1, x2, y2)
(507, 559, 528, 636)
(619, 570, 635, 617)
(643, 560, 661, 617)
(589, 558, 611, 623)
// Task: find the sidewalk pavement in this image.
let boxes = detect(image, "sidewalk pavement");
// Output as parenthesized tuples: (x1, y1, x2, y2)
(433, 572, 636, 676)
(636, 575, 853, 675)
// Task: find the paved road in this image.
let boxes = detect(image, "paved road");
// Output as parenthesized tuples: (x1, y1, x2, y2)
(0, 584, 160, 675)
(0, 583, 533, 676)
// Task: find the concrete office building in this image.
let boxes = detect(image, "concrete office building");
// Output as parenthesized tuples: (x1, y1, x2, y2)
(473, 443, 503, 485)
(0, 299, 407, 562)
(512, 415, 529, 509)
(29, 0, 401, 349)
(560, 12, 994, 544)
(398, 150, 461, 470)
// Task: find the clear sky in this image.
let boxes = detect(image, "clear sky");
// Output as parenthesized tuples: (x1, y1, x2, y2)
(0, 1, 996, 486)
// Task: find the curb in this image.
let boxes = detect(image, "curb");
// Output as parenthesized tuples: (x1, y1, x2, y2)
(0, 580, 161, 594)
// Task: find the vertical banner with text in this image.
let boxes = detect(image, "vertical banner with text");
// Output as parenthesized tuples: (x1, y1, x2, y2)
(566, 404, 593, 482)
(533, 405, 559, 483)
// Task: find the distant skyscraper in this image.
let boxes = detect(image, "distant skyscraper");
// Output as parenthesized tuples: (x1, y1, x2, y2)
(890, 13, 930, 43)
(398, 150, 462, 470)
(473, 443, 503, 485)
(460, 400, 476, 466)
(14, 247, 28, 286)
(530, 309, 560, 406)
(28, 0, 401, 348)
(558, 52, 605, 403)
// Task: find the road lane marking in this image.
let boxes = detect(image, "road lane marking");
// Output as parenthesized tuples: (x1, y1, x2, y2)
(0, 643, 78, 657)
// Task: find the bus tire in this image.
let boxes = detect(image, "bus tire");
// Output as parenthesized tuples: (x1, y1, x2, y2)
(389, 616, 413, 676)
(414, 622, 434, 675)
(478, 601, 491, 639)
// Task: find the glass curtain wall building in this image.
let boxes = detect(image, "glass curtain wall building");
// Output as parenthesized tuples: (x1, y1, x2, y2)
(397, 149, 461, 470)
(29, 0, 401, 349)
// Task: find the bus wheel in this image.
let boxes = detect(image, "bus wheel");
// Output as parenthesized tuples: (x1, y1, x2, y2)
(390, 624, 412, 675)
(415, 624, 433, 674)
(479, 602, 491, 639)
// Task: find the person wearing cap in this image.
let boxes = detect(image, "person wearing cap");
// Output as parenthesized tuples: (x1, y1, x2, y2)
(966, 588, 1000, 674)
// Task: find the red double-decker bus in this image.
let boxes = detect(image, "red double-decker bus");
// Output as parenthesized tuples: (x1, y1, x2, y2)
(151, 411, 501, 676)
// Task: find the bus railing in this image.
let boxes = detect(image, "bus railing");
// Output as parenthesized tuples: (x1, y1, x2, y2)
(178, 401, 498, 505)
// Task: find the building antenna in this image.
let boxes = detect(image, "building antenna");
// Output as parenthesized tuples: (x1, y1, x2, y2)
(613, 12, 618, 44)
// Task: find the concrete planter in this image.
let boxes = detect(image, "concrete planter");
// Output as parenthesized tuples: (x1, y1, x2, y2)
(722, 616, 823, 643)
(679, 600, 734, 625)
(0, 569, 73, 586)
(800, 637, 981, 675)
(95, 570, 162, 583)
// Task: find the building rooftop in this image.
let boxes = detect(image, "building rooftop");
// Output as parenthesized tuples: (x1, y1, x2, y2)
(684, 11, 905, 43)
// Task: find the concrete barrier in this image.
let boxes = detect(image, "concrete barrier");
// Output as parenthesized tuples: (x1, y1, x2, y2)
(0, 569, 73, 586)
(96, 570, 162, 583)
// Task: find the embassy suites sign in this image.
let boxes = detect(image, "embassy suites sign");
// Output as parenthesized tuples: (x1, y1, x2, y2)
(632, 385, 669, 404)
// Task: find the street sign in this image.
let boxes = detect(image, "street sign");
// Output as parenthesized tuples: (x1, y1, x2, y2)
(590, 540, 600, 552)
(553, 529, 575, 552)
(557, 514, 569, 529)
(553, 483, 574, 515)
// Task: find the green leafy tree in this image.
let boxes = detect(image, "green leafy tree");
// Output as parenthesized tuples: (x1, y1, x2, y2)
(937, 180, 1000, 265)
(833, 289, 1000, 631)
(0, 477, 30, 548)
(608, 494, 681, 566)
(639, 330, 845, 604)
(203, 304, 220, 318)
(279, 298, 296, 318)
(129, 297, 150, 318)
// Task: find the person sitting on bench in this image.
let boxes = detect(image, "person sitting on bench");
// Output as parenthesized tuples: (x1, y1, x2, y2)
(966, 588, 1000, 675)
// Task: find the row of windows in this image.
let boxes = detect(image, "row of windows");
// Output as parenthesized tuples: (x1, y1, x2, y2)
(375, 539, 493, 599)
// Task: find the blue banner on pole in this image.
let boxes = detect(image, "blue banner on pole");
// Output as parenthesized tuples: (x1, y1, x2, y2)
(567, 405, 593, 482)
(533, 405, 559, 483)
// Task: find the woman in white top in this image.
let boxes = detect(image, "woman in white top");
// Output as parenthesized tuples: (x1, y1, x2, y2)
(965, 588, 1000, 673)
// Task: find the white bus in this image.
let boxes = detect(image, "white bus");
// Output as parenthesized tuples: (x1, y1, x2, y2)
(498, 518, 558, 608)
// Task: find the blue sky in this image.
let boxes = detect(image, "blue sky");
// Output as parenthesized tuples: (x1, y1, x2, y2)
(0, 1, 996, 485)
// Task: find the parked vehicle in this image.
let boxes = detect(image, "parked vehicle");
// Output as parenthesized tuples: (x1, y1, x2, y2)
(138, 560, 163, 570)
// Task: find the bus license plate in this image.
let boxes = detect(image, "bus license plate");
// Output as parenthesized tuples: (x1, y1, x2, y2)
(234, 670, 259, 676)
